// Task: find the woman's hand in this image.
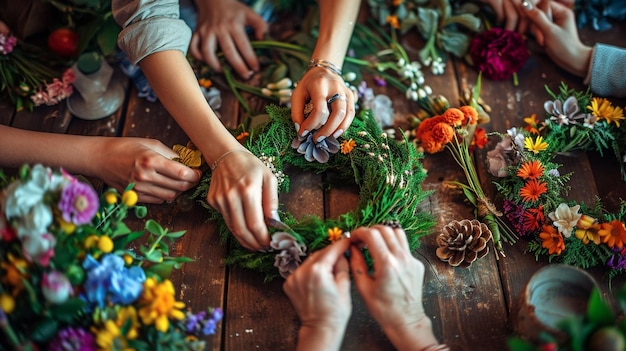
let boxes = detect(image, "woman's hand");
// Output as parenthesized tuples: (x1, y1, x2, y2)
(95, 137, 202, 204)
(189, 0, 268, 79)
(206, 150, 278, 251)
(349, 225, 441, 351)
(283, 238, 352, 351)
(290, 66, 356, 143)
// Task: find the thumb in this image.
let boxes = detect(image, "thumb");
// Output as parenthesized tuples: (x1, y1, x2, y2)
(349, 245, 370, 289)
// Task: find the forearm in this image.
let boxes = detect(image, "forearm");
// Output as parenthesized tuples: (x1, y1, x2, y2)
(313, 0, 362, 67)
(0, 125, 100, 175)
(137, 50, 244, 163)
(296, 325, 345, 351)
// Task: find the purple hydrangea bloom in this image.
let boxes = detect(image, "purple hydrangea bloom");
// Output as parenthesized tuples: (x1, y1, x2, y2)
(185, 307, 223, 336)
(607, 248, 626, 270)
(58, 181, 99, 225)
(48, 326, 97, 351)
(291, 133, 340, 163)
(82, 254, 145, 308)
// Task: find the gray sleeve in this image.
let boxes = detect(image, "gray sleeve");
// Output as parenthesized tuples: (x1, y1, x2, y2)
(587, 43, 626, 98)
(111, 0, 192, 65)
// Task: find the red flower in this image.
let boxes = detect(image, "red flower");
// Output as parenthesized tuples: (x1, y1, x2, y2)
(469, 28, 530, 81)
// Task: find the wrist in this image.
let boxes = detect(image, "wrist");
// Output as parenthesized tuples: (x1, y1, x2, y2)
(382, 315, 442, 351)
(296, 324, 346, 351)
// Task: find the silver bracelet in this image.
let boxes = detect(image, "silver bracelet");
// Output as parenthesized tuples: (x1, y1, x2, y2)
(210, 149, 251, 171)
(307, 58, 342, 76)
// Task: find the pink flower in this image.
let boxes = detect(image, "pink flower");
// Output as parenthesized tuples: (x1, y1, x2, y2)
(59, 181, 99, 225)
(469, 28, 530, 81)
(62, 68, 76, 84)
(22, 232, 56, 266)
(42, 271, 73, 304)
(0, 33, 17, 55)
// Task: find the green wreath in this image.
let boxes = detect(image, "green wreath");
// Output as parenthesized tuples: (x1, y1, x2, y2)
(193, 105, 434, 281)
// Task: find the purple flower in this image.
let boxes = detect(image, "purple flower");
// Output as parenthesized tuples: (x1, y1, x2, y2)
(48, 326, 97, 351)
(607, 248, 626, 270)
(0, 33, 17, 55)
(469, 28, 530, 81)
(58, 181, 99, 225)
(291, 133, 340, 163)
(185, 307, 223, 336)
(503, 200, 529, 236)
(82, 254, 145, 308)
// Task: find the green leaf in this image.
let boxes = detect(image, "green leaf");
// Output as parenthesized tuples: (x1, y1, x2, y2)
(97, 17, 120, 56)
(112, 221, 131, 236)
(444, 13, 481, 32)
(416, 7, 439, 39)
(145, 249, 163, 263)
(28, 317, 59, 343)
(48, 298, 87, 323)
(145, 219, 166, 235)
(166, 230, 187, 239)
(587, 287, 615, 326)
(506, 337, 538, 351)
(438, 30, 469, 58)
(145, 261, 179, 279)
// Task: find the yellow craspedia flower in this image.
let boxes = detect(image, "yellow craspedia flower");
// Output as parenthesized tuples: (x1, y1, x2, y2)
(85, 235, 100, 249)
(122, 190, 138, 207)
(104, 191, 118, 205)
(57, 217, 77, 234)
(98, 236, 114, 253)
(123, 254, 134, 265)
(95, 320, 134, 351)
(0, 293, 15, 314)
(138, 278, 186, 333)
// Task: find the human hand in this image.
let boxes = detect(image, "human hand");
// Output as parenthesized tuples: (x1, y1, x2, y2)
(521, 0, 592, 77)
(349, 225, 440, 350)
(189, 0, 268, 79)
(283, 238, 352, 351)
(205, 149, 278, 251)
(0, 20, 9, 35)
(291, 66, 356, 142)
(96, 138, 202, 204)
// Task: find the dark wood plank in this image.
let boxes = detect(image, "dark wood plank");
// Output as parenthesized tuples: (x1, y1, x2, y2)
(10, 102, 73, 133)
(0, 101, 15, 126)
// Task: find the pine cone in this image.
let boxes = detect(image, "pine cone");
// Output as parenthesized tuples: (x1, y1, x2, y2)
(436, 219, 492, 267)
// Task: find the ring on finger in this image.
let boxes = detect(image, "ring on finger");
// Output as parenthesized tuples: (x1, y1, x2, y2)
(327, 93, 347, 105)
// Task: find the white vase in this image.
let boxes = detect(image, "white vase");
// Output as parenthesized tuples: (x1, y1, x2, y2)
(67, 58, 125, 120)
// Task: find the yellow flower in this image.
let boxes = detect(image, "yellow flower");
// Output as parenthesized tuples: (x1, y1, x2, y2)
(327, 227, 343, 242)
(138, 278, 186, 332)
(340, 139, 356, 154)
(98, 236, 114, 253)
(122, 190, 138, 207)
(57, 217, 76, 234)
(123, 254, 134, 265)
(94, 319, 135, 351)
(85, 235, 100, 249)
(587, 97, 625, 127)
(523, 113, 540, 135)
(575, 215, 601, 245)
(0, 293, 15, 313)
(524, 135, 548, 154)
(104, 191, 118, 205)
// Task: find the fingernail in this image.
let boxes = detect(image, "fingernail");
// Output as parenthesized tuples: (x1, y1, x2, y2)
(294, 123, 300, 132)
(522, 0, 532, 10)
(332, 129, 344, 138)
(271, 210, 281, 221)
(316, 135, 326, 143)
(301, 129, 309, 137)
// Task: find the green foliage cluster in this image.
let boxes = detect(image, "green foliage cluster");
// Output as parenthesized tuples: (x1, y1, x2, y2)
(193, 106, 435, 281)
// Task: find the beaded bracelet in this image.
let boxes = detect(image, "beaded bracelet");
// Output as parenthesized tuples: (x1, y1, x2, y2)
(307, 58, 342, 76)
(210, 149, 251, 171)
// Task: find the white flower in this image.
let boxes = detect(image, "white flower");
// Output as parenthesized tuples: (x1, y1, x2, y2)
(21, 232, 56, 265)
(42, 271, 73, 304)
(362, 94, 394, 127)
(548, 203, 581, 238)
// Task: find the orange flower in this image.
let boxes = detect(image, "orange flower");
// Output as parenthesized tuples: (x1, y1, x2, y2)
(416, 115, 444, 139)
(442, 108, 464, 126)
(517, 160, 544, 179)
(328, 227, 343, 242)
(386, 15, 400, 29)
(392, 0, 403, 5)
(539, 224, 565, 255)
(198, 78, 213, 88)
(431, 122, 455, 145)
(519, 179, 547, 202)
(522, 206, 544, 232)
(523, 113, 540, 135)
(598, 220, 626, 249)
(420, 132, 445, 154)
(340, 139, 356, 154)
(459, 105, 478, 126)
(471, 127, 488, 149)
(236, 131, 250, 141)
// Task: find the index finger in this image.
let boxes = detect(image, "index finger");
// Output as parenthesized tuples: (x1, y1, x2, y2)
(349, 227, 391, 263)
(306, 238, 351, 266)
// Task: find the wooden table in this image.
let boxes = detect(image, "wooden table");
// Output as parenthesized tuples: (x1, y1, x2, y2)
(2, 10, 626, 351)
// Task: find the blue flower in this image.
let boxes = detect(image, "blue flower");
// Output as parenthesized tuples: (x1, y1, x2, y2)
(82, 254, 145, 308)
(291, 133, 340, 163)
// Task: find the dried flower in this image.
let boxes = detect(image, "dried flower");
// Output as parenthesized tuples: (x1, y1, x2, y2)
(544, 96, 586, 125)
(468, 28, 530, 81)
(292, 132, 340, 163)
(270, 232, 307, 278)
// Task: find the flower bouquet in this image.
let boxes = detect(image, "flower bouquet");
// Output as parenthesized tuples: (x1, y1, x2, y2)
(0, 165, 222, 350)
(487, 83, 626, 279)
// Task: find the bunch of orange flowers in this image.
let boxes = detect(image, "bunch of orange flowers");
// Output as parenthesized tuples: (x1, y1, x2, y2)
(414, 105, 487, 154)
